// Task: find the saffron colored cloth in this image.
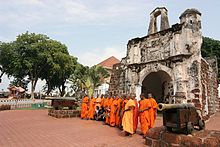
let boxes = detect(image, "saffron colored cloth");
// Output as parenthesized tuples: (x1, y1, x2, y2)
(87, 98, 96, 119)
(80, 96, 89, 118)
(133, 99, 138, 132)
(149, 98, 158, 128)
(104, 98, 110, 124)
(110, 99, 118, 126)
(122, 99, 135, 134)
(115, 98, 122, 126)
(139, 99, 151, 135)
(95, 97, 102, 109)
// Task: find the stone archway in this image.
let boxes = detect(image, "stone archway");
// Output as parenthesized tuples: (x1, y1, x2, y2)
(141, 70, 173, 103)
(135, 63, 174, 103)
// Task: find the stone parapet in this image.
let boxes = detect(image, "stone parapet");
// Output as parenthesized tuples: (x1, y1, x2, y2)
(48, 109, 80, 118)
(146, 127, 220, 147)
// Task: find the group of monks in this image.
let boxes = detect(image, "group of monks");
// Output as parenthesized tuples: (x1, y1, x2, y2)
(80, 93, 158, 137)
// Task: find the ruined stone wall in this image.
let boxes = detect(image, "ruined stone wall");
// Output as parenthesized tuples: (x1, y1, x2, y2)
(108, 63, 126, 95)
(145, 127, 220, 147)
(201, 58, 219, 116)
(109, 7, 219, 117)
(126, 17, 203, 104)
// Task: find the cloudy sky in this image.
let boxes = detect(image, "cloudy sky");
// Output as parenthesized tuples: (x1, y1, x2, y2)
(1, 0, 220, 91)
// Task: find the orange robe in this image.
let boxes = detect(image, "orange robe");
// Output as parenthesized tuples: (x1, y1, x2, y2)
(122, 99, 135, 134)
(87, 98, 96, 119)
(80, 96, 89, 119)
(95, 97, 102, 109)
(104, 98, 110, 124)
(120, 99, 128, 125)
(109, 99, 118, 126)
(115, 98, 122, 126)
(149, 98, 158, 128)
(139, 99, 151, 135)
(106, 98, 113, 124)
(133, 99, 138, 133)
(101, 97, 105, 108)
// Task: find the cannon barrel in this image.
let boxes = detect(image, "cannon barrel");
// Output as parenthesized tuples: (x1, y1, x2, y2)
(158, 103, 195, 111)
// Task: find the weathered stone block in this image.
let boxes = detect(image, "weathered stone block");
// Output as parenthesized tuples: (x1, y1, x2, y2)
(161, 132, 181, 144)
(160, 140, 169, 147)
(203, 137, 219, 147)
(146, 126, 165, 139)
(145, 137, 153, 146)
(180, 135, 202, 147)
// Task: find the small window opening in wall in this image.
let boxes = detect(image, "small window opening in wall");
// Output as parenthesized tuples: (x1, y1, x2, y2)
(190, 20, 193, 24)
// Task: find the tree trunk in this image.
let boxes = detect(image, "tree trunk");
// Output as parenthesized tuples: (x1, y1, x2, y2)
(46, 80, 52, 95)
(60, 82, 66, 97)
(30, 79, 38, 99)
(0, 72, 4, 83)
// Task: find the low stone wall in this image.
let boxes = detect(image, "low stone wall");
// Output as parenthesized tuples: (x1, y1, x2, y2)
(48, 109, 80, 118)
(145, 127, 220, 147)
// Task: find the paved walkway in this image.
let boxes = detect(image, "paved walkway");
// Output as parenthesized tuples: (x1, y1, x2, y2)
(0, 110, 219, 147)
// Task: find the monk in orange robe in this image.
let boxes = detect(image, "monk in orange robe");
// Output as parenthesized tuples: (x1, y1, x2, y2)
(95, 95, 102, 109)
(100, 94, 105, 108)
(109, 95, 118, 127)
(122, 95, 135, 135)
(115, 96, 122, 127)
(106, 96, 113, 124)
(80, 95, 89, 119)
(131, 94, 138, 133)
(139, 93, 151, 137)
(120, 95, 128, 128)
(104, 95, 110, 124)
(87, 95, 96, 119)
(148, 93, 158, 129)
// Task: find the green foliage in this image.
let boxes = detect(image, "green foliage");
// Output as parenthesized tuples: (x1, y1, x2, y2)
(0, 32, 78, 97)
(201, 37, 220, 81)
(0, 42, 16, 78)
(69, 65, 110, 98)
(39, 39, 77, 96)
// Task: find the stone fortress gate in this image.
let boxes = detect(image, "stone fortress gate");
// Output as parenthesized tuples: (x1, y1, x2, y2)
(109, 7, 219, 117)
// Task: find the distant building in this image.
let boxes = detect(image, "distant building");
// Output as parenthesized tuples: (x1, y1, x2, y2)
(94, 56, 120, 96)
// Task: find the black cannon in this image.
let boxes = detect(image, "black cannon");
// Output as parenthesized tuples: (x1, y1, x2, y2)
(158, 103, 205, 134)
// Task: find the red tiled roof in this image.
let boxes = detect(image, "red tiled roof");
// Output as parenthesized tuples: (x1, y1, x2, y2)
(97, 56, 120, 69)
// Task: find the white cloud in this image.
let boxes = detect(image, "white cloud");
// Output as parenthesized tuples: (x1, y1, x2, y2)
(78, 46, 126, 66)
(0, 0, 154, 27)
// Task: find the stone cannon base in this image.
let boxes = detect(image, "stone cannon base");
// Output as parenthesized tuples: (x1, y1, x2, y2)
(48, 109, 81, 118)
(146, 127, 220, 147)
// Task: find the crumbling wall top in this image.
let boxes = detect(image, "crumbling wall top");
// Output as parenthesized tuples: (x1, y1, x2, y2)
(180, 8, 201, 19)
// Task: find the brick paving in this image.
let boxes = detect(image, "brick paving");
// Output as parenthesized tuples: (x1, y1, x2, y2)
(0, 110, 219, 147)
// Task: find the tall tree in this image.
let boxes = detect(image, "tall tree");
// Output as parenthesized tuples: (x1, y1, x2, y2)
(201, 37, 220, 81)
(68, 63, 90, 98)
(12, 32, 50, 98)
(0, 42, 16, 81)
(51, 54, 77, 96)
(39, 39, 72, 95)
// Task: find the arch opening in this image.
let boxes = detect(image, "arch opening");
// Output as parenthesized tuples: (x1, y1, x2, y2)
(141, 70, 173, 103)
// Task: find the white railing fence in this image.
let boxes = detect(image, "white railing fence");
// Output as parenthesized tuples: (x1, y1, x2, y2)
(0, 99, 51, 109)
